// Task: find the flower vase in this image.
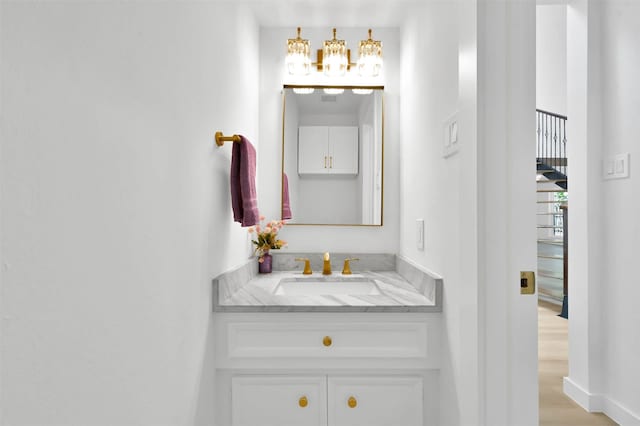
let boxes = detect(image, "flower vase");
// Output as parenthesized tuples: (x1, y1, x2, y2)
(258, 253, 273, 274)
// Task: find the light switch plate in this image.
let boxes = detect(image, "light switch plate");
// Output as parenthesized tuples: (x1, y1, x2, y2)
(604, 153, 630, 180)
(443, 113, 459, 158)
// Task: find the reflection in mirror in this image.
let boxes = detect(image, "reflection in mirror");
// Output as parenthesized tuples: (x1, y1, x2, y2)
(281, 86, 383, 225)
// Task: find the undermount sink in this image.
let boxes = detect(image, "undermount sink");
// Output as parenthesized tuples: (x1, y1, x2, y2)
(274, 277, 381, 296)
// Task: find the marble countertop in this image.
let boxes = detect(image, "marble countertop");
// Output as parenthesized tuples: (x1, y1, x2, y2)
(213, 268, 440, 313)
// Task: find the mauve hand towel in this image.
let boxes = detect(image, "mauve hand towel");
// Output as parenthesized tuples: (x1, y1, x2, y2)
(282, 172, 292, 220)
(230, 136, 260, 227)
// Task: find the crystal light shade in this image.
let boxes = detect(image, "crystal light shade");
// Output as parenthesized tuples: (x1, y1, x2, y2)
(323, 28, 348, 77)
(286, 27, 311, 76)
(357, 29, 383, 77)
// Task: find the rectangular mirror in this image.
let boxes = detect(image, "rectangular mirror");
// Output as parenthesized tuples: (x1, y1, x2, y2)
(281, 86, 384, 226)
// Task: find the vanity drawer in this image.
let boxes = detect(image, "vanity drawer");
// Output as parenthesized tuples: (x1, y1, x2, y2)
(215, 314, 439, 368)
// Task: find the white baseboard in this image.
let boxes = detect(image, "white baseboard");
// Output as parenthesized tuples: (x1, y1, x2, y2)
(563, 377, 594, 411)
(564, 377, 640, 425)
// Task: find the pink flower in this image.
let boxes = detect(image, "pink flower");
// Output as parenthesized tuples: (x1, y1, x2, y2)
(250, 217, 287, 259)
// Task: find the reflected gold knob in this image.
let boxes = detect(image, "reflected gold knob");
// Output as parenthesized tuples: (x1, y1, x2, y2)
(299, 396, 308, 408)
(323, 336, 332, 347)
(348, 396, 357, 408)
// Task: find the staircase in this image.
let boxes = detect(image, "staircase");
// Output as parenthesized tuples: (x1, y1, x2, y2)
(536, 109, 568, 317)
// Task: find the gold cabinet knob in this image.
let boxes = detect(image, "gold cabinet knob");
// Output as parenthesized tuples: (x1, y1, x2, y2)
(298, 396, 308, 408)
(323, 336, 332, 347)
(348, 396, 357, 408)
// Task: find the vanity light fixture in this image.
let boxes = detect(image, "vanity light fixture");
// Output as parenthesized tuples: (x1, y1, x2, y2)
(357, 29, 383, 77)
(322, 28, 349, 77)
(285, 27, 383, 80)
(286, 27, 311, 76)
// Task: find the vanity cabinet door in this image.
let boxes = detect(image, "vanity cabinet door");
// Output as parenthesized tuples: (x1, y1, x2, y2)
(328, 376, 423, 426)
(232, 376, 327, 426)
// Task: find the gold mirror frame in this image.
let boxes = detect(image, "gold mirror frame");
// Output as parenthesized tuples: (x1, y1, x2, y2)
(281, 85, 384, 226)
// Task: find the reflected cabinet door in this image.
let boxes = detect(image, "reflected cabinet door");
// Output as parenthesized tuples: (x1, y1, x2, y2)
(328, 126, 359, 175)
(232, 376, 327, 426)
(298, 126, 358, 175)
(298, 126, 329, 174)
(328, 376, 423, 426)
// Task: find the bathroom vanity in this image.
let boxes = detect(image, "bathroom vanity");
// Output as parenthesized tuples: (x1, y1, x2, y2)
(212, 253, 443, 426)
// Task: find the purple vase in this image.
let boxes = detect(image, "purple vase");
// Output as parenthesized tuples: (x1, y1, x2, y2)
(259, 253, 272, 274)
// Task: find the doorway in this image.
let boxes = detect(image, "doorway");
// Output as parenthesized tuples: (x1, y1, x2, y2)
(535, 4, 616, 424)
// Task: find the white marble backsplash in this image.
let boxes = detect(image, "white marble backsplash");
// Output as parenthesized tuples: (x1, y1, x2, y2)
(396, 255, 443, 308)
(215, 259, 257, 302)
(272, 252, 396, 273)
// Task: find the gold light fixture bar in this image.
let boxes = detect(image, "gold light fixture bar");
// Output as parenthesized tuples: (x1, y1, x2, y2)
(316, 49, 352, 72)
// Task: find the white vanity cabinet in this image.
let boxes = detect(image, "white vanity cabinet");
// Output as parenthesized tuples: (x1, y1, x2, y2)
(231, 375, 423, 426)
(298, 126, 359, 175)
(215, 313, 441, 426)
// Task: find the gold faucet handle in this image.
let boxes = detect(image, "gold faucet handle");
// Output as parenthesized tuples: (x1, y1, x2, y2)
(295, 258, 313, 275)
(342, 258, 360, 275)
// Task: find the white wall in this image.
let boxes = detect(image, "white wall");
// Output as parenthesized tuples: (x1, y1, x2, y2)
(399, 3, 463, 425)
(259, 27, 400, 253)
(536, 5, 567, 116)
(401, 1, 538, 425)
(566, 1, 640, 424)
(601, 2, 640, 420)
(0, 2, 259, 425)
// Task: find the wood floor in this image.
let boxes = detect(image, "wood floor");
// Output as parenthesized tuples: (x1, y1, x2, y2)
(539, 300, 617, 425)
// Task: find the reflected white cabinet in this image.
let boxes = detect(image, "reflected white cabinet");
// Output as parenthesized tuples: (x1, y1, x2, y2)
(231, 375, 423, 426)
(298, 126, 359, 175)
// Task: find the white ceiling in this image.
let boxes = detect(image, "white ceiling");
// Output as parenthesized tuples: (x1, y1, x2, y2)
(245, 0, 422, 27)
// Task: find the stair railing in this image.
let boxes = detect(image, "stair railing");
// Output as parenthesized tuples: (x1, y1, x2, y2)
(536, 109, 568, 177)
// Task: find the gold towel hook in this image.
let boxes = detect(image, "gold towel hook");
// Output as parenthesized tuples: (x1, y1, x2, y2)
(215, 131, 242, 147)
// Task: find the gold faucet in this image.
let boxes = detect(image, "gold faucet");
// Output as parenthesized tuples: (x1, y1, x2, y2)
(322, 252, 332, 275)
(342, 258, 359, 275)
(295, 258, 312, 275)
